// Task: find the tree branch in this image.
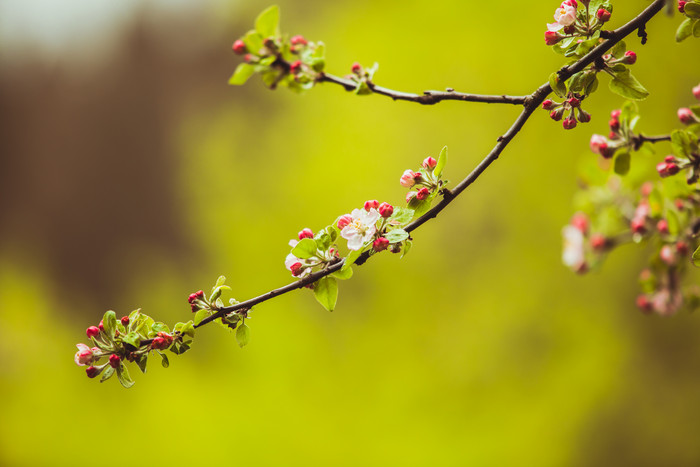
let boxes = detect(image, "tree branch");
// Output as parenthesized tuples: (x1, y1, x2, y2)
(193, 0, 667, 331)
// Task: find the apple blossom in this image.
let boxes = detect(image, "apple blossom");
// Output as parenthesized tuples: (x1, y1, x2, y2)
(547, 3, 578, 32)
(544, 31, 562, 45)
(400, 169, 418, 187)
(74, 344, 97, 366)
(562, 225, 585, 271)
(340, 208, 380, 250)
(422, 157, 437, 169)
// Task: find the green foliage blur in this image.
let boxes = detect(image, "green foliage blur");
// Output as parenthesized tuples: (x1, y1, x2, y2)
(1, 0, 700, 465)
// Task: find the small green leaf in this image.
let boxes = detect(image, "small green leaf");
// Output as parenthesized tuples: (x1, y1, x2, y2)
(690, 105, 700, 119)
(435, 146, 448, 178)
(385, 229, 409, 243)
(215, 275, 226, 288)
(610, 40, 626, 59)
(135, 356, 148, 374)
(255, 5, 279, 37)
(671, 129, 694, 157)
(313, 276, 338, 312)
(355, 81, 372, 95)
(229, 63, 256, 86)
(332, 266, 353, 280)
(151, 322, 170, 334)
(613, 152, 630, 175)
(121, 331, 141, 348)
(401, 240, 413, 259)
(292, 238, 318, 259)
(210, 285, 231, 302)
(408, 197, 432, 218)
(342, 250, 361, 271)
(194, 309, 210, 326)
(116, 365, 135, 389)
(685, 3, 700, 18)
(694, 19, 700, 37)
(693, 245, 700, 267)
(159, 352, 169, 368)
(243, 31, 263, 53)
(388, 207, 414, 226)
(236, 323, 251, 348)
(666, 210, 681, 236)
(103, 310, 117, 337)
(608, 69, 649, 101)
(676, 18, 695, 42)
(100, 366, 115, 383)
(549, 72, 567, 98)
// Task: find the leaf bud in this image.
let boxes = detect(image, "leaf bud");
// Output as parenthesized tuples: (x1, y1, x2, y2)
(657, 219, 669, 235)
(86, 326, 100, 338)
(623, 50, 637, 65)
(364, 200, 380, 211)
(562, 116, 577, 130)
(298, 228, 314, 240)
(378, 202, 394, 218)
(422, 156, 437, 169)
(109, 354, 121, 369)
(596, 8, 611, 22)
(290, 35, 308, 46)
(416, 187, 430, 201)
(678, 107, 697, 125)
(232, 40, 247, 55)
(373, 237, 390, 252)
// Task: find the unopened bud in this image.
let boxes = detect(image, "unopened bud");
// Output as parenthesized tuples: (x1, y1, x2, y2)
(589, 134, 608, 156)
(422, 157, 437, 169)
(289, 60, 302, 74)
(597, 8, 611, 22)
(232, 40, 247, 55)
(544, 31, 561, 46)
(641, 182, 653, 197)
(86, 366, 100, 378)
(563, 116, 577, 130)
(290, 35, 308, 46)
(86, 326, 100, 338)
(571, 212, 589, 234)
(693, 83, 700, 100)
(542, 99, 556, 110)
(290, 262, 303, 277)
(120, 316, 129, 326)
(664, 155, 676, 163)
(590, 233, 607, 251)
(679, 1, 687, 13)
(416, 187, 430, 201)
(677, 241, 689, 256)
(609, 118, 620, 132)
(351, 62, 362, 74)
(373, 237, 389, 252)
(337, 215, 353, 230)
(244, 54, 255, 63)
(298, 228, 314, 240)
(98, 320, 104, 332)
(109, 354, 121, 369)
(656, 161, 680, 178)
(400, 169, 417, 188)
(550, 108, 564, 121)
(577, 109, 591, 123)
(678, 107, 696, 125)
(660, 244, 676, 265)
(364, 200, 379, 211)
(636, 295, 653, 314)
(623, 50, 637, 65)
(610, 109, 621, 119)
(378, 202, 394, 218)
(630, 218, 646, 234)
(568, 97, 580, 107)
(657, 219, 669, 234)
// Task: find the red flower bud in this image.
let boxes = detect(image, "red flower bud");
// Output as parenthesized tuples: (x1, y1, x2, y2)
(679, 1, 687, 14)
(657, 162, 680, 178)
(542, 99, 555, 110)
(290, 35, 308, 46)
(298, 228, 314, 240)
(677, 241, 689, 256)
(596, 8, 611, 22)
(337, 215, 353, 230)
(636, 295, 653, 314)
(589, 134, 608, 156)
(693, 83, 700, 100)
(664, 155, 675, 163)
(590, 233, 607, 251)
(422, 157, 437, 169)
(563, 116, 577, 130)
(657, 219, 669, 234)
(609, 118, 620, 132)
(351, 62, 362, 74)
(290, 262, 303, 277)
(641, 182, 653, 197)
(373, 237, 390, 252)
(568, 97, 580, 107)
(544, 31, 561, 46)
(86, 366, 100, 378)
(378, 202, 394, 218)
(608, 131, 619, 140)
(190, 302, 199, 312)
(98, 320, 104, 331)
(86, 326, 100, 338)
(188, 291, 204, 304)
(571, 212, 589, 234)
(364, 200, 380, 211)
(109, 354, 121, 369)
(678, 107, 696, 125)
(624, 50, 637, 65)
(151, 336, 172, 350)
(289, 60, 302, 74)
(416, 187, 430, 201)
(120, 316, 129, 326)
(232, 40, 247, 55)
(610, 109, 621, 119)
(630, 218, 646, 234)
(550, 108, 564, 121)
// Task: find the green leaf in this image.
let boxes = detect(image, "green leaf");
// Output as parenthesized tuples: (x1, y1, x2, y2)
(210, 285, 231, 302)
(151, 322, 170, 334)
(235, 323, 251, 348)
(313, 276, 338, 312)
(159, 352, 169, 368)
(613, 152, 630, 175)
(102, 310, 117, 337)
(385, 229, 409, 243)
(408, 197, 432, 218)
(671, 129, 694, 157)
(342, 250, 361, 271)
(549, 72, 567, 98)
(215, 275, 226, 288)
(292, 238, 318, 259)
(676, 18, 695, 42)
(116, 365, 135, 389)
(332, 266, 353, 280)
(243, 31, 263, 53)
(435, 146, 448, 178)
(100, 366, 115, 383)
(608, 69, 649, 101)
(355, 81, 372, 96)
(691, 105, 700, 119)
(685, 3, 700, 18)
(229, 63, 256, 86)
(255, 5, 279, 37)
(610, 40, 626, 59)
(694, 19, 700, 37)
(693, 245, 700, 267)
(121, 331, 141, 348)
(388, 207, 414, 226)
(194, 309, 210, 326)
(666, 210, 680, 236)
(401, 240, 413, 258)
(135, 355, 148, 374)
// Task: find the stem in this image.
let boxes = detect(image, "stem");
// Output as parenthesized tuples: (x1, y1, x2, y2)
(163, 0, 668, 337)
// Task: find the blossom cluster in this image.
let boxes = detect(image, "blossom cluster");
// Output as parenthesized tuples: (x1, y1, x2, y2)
(676, 1, 700, 42)
(544, 0, 612, 47)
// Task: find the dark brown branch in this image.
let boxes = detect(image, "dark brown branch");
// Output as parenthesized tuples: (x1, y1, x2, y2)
(192, 0, 667, 331)
(318, 72, 528, 105)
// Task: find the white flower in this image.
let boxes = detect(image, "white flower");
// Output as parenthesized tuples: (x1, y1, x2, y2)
(562, 225, 585, 270)
(340, 208, 380, 250)
(547, 3, 577, 32)
(74, 343, 96, 366)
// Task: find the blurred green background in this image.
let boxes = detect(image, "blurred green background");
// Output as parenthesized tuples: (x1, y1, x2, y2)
(1, 0, 700, 465)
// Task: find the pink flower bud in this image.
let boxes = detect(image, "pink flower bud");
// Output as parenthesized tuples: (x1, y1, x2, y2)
(609, 118, 620, 132)
(677, 241, 689, 256)
(571, 212, 589, 233)
(636, 295, 653, 314)
(563, 116, 577, 130)
(641, 182, 653, 197)
(544, 31, 561, 46)
(405, 191, 417, 203)
(660, 245, 676, 265)
(120, 316, 129, 326)
(678, 107, 696, 125)
(679, 1, 687, 13)
(657, 219, 669, 234)
(190, 302, 199, 313)
(589, 134, 609, 157)
(422, 157, 437, 169)
(624, 50, 637, 65)
(337, 215, 353, 229)
(416, 187, 430, 201)
(364, 200, 379, 211)
(608, 131, 619, 140)
(99, 320, 104, 332)
(657, 162, 680, 178)
(693, 84, 700, 100)
(400, 169, 417, 187)
(568, 97, 580, 107)
(109, 354, 121, 369)
(86, 366, 100, 378)
(542, 99, 555, 110)
(550, 108, 564, 121)
(290, 35, 308, 46)
(289, 60, 302, 74)
(590, 233, 607, 251)
(610, 109, 621, 119)
(232, 40, 247, 55)
(290, 262, 303, 277)
(596, 8, 611, 22)
(188, 290, 204, 304)
(351, 62, 362, 74)
(664, 155, 675, 163)
(378, 202, 394, 218)
(86, 326, 100, 338)
(74, 344, 96, 366)
(373, 237, 389, 252)
(298, 228, 314, 240)
(630, 218, 646, 234)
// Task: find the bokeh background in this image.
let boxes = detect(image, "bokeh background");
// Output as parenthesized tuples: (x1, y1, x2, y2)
(1, 0, 700, 465)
